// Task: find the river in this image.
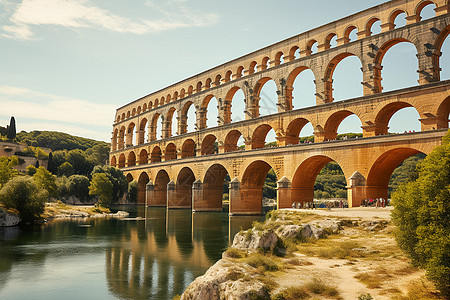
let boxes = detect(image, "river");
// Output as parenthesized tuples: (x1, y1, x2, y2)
(0, 206, 263, 300)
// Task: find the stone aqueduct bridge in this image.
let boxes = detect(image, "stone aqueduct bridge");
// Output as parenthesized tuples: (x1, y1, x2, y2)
(110, 0, 450, 214)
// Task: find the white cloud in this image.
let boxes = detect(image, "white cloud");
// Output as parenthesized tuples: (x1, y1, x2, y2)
(1, 0, 219, 40)
(0, 85, 115, 141)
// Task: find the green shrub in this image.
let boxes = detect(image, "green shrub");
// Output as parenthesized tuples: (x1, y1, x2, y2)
(127, 180, 138, 203)
(68, 175, 90, 202)
(391, 130, 450, 298)
(0, 176, 47, 223)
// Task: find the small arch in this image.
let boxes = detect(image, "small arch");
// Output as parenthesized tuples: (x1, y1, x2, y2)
(389, 9, 407, 28)
(416, 1, 436, 21)
(142, 103, 147, 112)
(285, 118, 312, 145)
(151, 146, 162, 163)
(374, 102, 417, 135)
(251, 124, 274, 149)
(137, 106, 141, 114)
(181, 139, 196, 158)
(132, 108, 136, 116)
(205, 78, 212, 89)
(139, 149, 148, 165)
(160, 97, 166, 106)
(344, 25, 358, 43)
(307, 40, 318, 55)
(214, 74, 222, 86)
(115, 115, 121, 123)
(121, 113, 125, 121)
(289, 46, 300, 60)
(118, 153, 126, 168)
(274, 51, 284, 65)
(166, 94, 172, 104)
(165, 143, 177, 161)
(224, 70, 232, 82)
(149, 101, 153, 110)
(201, 134, 217, 155)
(196, 81, 202, 93)
(180, 88, 186, 98)
(110, 156, 117, 167)
(127, 151, 136, 167)
(249, 61, 257, 74)
(188, 85, 194, 95)
(224, 130, 243, 152)
(173, 91, 179, 101)
(324, 33, 337, 49)
(126, 111, 130, 118)
(261, 57, 270, 70)
(366, 17, 381, 35)
(324, 110, 362, 141)
(236, 66, 244, 79)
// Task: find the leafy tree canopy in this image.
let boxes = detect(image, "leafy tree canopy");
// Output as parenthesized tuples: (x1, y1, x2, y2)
(91, 165, 127, 203)
(0, 156, 19, 188)
(33, 166, 58, 198)
(89, 173, 113, 208)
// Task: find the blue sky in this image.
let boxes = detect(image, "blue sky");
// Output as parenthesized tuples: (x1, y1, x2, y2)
(0, 0, 448, 142)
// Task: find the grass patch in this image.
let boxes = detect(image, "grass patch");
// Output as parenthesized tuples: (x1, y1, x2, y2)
(391, 278, 442, 300)
(354, 271, 387, 289)
(224, 247, 246, 258)
(226, 268, 245, 281)
(91, 205, 110, 214)
(300, 239, 362, 259)
(305, 278, 339, 296)
(272, 286, 309, 300)
(245, 253, 280, 272)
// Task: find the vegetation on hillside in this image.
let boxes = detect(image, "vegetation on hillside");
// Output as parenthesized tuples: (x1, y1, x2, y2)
(392, 130, 450, 298)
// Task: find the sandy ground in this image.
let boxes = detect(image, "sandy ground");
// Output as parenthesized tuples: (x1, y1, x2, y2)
(282, 206, 394, 220)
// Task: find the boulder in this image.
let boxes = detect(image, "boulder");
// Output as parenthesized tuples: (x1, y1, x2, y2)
(310, 219, 341, 233)
(0, 208, 20, 226)
(275, 224, 324, 240)
(232, 229, 278, 252)
(220, 279, 270, 300)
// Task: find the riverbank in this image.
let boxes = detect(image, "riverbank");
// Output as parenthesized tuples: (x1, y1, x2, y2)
(180, 209, 442, 299)
(42, 202, 129, 220)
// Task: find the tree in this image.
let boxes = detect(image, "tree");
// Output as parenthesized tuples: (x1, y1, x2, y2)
(0, 176, 47, 223)
(47, 152, 56, 174)
(0, 156, 19, 187)
(6, 116, 16, 140)
(127, 180, 138, 203)
(68, 175, 90, 202)
(66, 149, 93, 176)
(33, 166, 58, 198)
(91, 165, 127, 203)
(391, 130, 450, 298)
(26, 164, 37, 176)
(57, 162, 74, 177)
(89, 173, 113, 208)
(35, 160, 39, 168)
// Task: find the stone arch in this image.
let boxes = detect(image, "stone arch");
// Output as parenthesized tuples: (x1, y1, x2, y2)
(307, 39, 318, 55)
(205, 78, 212, 89)
(201, 94, 219, 128)
(118, 153, 125, 168)
(366, 148, 424, 200)
(238, 160, 275, 214)
(273, 51, 284, 66)
(373, 38, 418, 93)
(151, 113, 161, 141)
(365, 17, 381, 35)
(188, 85, 194, 95)
(166, 107, 177, 137)
(252, 77, 276, 118)
(224, 70, 232, 82)
(139, 149, 148, 165)
(285, 118, 313, 145)
(415, 0, 436, 20)
(433, 24, 450, 81)
(201, 134, 217, 155)
(224, 130, 243, 152)
(116, 115, 121, 123)
(138, 118, 148, 144)
(236, 66, 244, 79)
(137, 106, 141, 114)
(389, 9, 408, 28)
(180, 100, 195, 134)
(181, 139, 196, 158)
(154, 99, 159, 108)
(324, 52, 361, 102)
(126, 122, 136, 146)
(127, 151, 136, 167)
(344, 25, 358, 43)
(175, 167, 195, 208)
(289, 46, 300, 60)
(173, 91, 179, 101)
(166, 94, 172, 104)
(110, 156, 117, 167)
(437, 96, 450, 129)
(286, 66, 314, 110)
(161, 96, 166, 106)
(249, 61, 257, 75)
(118, 126, 125, 149)
(323, 110, 362, 141)
(214, 74, 222, 86)
(165, 143, 177, 161)
(261, 56, 270, 70)
(154, 169, 170, 206)
(324, 33, 337, 49)
(132, 108, 136, 116)
(149, 101, 153, 110)
(196, 81, 202, 93)
(126, 173, 133, 183)
(224, 86, 243, 124)
(374, 102, 417, 135)
(143, 103, 147, 112)
(137, 172, 149, 204)
(121, 113, 125, 121)
(151, 146, 162, 163)
(251, 124, 273, 149)
(291, 155, 342, 205)
(200, 164, 230, 211)
(180, 88, 186, 98)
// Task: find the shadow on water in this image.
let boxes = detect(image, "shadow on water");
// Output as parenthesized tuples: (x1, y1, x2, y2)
(0, 206, 264, 300)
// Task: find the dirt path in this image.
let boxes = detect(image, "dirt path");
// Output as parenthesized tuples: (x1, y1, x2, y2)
(282, 207, 393, 220)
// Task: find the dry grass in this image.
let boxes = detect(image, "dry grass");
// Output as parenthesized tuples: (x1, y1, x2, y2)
(299, 239, 365, 259)
(304, 278, 340, 297)
(245, 253, 280, 272)
(391, 278, 442, 300)
(272, 286, 309, 300)
(224, 247, 246, 258)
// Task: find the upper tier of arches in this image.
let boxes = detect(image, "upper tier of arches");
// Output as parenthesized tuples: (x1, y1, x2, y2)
(114, 0, 448, 123)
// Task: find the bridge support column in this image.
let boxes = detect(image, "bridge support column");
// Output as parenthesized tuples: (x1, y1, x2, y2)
(229, 178, 261, 215)
(167, 180, 192, 209)
(277, 177, 292, 209)
(346, 171, 366, 207)
(167, 180, 179, 208)
(145, 180, 155, 207)
(365, 185, 388, 203)
(291, 187, 314, 205)
(192, 179, 223, 212)
(417, 50, 440, 85)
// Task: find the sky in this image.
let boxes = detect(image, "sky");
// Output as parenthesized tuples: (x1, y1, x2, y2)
(0, 0, 448, 142)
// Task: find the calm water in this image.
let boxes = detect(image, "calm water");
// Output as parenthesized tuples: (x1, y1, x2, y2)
(0, 206, 263, 300)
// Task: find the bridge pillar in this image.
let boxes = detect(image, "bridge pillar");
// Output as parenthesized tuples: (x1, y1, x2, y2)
(417, 50, 440, 85)
(229, 178, 261, 215)
(314, 79, 327, 105)
(291, 187, 314, 205)
(362, 123, 388, 137)
(145, 180, 155, 207)
(365, 186, 389, 203)
(166, 180, 177, 208)
(168, 180, 192, 209)
(248, 96, 260, 119)
(346, 171, 366, 207)
(192, 179, 223, 212)
(277, 177, 292, 209)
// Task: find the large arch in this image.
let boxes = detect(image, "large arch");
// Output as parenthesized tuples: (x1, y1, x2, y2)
(224, 86, 245, 124)
(373, 38, 418, 93)
(180, 101, 194, 134)
(174, 167, 195, 208)
(224, 130, 243, 152)
(118, 153, 125, 168)
(285, 118, 312, 145)
(151, 113, 161, 141)
(118, 126, 125, 149)
(127, 151, 136, 167)
(253, 77, 277, 117)
(323, 110, 362, 141)
(291, 155, 335, 205)
(181, 139, 196, 158)
(151, 146, 162, 163)
(235, 160, 274, 214)
(167, 107, 178, 137)
(152, 170, 170, 206)
(165, 143, 177, 161)
(366, 148, 423, 200)
(126, 122, 136, 147)
(437, 96, 450, 129)
(324, 53, 362, 102)
(200, 95, 219, 129)
(251, 124, 274, 149)
(137, 172, 149, 204)
(434, 24, 450, 81)
(110, 156, 117, 167)
(201, 134, 217, 155)
(374, 102, 418, 135)
(138, 118, 148, 144)
(198, 164, 230, 211)
(139, 149, 148, 165)
(286, 66, 316, 109)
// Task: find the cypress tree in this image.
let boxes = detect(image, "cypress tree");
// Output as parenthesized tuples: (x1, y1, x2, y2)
(47, 152, 56, 174)
(35, 160, 40, 168)
(6, 116, 16, 140)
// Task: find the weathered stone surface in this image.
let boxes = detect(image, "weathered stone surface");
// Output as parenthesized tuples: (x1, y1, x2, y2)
(0, 208, 20, 227)
(276, 224, 324, 240)
(275, 224, 302, 239)
(232, 229, 278, 252)
(181, 258, 266, 300)
(310, 219, 341, 234)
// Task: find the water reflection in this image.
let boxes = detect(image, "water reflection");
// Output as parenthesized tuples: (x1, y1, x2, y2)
(0, 207, 262, 300)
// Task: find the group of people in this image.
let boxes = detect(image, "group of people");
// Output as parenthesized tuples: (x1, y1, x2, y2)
(291, 200, 347, 209)
(362, 197, 387, 208)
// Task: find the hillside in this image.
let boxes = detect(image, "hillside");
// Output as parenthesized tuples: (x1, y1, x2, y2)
(16, 130, 109, 151)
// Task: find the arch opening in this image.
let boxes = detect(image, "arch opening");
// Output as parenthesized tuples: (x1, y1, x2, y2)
(110, 156, 117, 167)
(374, 103, 421, 134)
(437, 96, 450, 129)
(227, 87, 245, 123)
(174, 167, 195, 209)
(127, 151, 136, 167)
(439, 28, 450, 80)
(251, 124, 276, 149)
(181, 139, 196, 158)
(138, 118, 148, 144)
(137, 172, 149, 204)
(287, 67, 316, 110)
(254, 78, 278, 117)
(151, 146, 162, 163)
(330, 55, 363, 101)
(224, 130, 243, 153)
(417, 1, 436, 20)
(139, 149, 148, 165)
(201, 134, 218, 155)
(200, 164, 231, 212)
(126, 123, 136, 147)
(153, 170, 170, 206)
(118, 154, 125, 168)
(165, 143, 177, 161)
(285, 118, 314, 145)
(324, 110, 362, 141)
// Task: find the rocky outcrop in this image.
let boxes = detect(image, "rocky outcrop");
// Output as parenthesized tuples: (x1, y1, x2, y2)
(232, 229, 278, 252)
(180, 258, 269, 300)
(275, 224, 325, 240)
(0, 208, 20, 226)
